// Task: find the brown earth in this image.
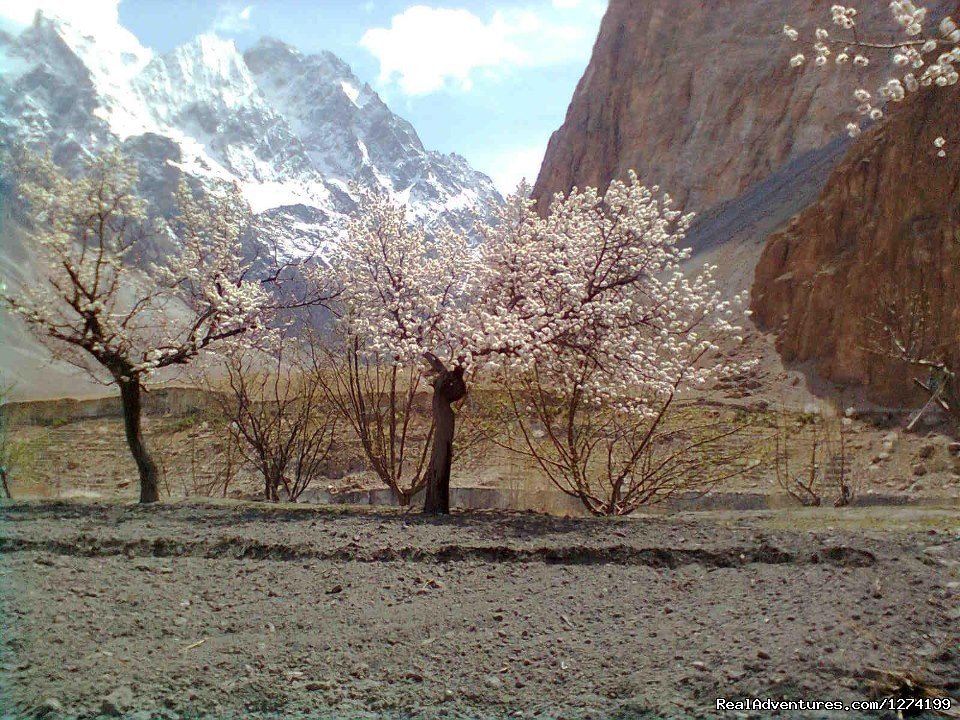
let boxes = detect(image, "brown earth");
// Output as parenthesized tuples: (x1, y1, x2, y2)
(0, 500, 958, 720)
(751, 83, 960, 406)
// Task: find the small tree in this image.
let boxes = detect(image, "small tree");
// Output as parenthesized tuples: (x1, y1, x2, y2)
(330, 175, 745, 514)
(212, 340, 337, 502)
(310, 329, 434, 505)
(1, 150, 271, 503)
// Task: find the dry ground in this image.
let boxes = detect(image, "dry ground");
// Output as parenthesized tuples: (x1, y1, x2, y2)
(0, 500, 957, 720)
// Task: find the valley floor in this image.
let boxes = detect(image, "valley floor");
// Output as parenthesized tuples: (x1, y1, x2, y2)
(0, 501, 957, 719)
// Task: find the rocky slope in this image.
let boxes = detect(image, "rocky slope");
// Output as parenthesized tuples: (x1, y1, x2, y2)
(532, 0, 950, 216)
(533, 0, 958, 407)
(751, 83, 960, 405)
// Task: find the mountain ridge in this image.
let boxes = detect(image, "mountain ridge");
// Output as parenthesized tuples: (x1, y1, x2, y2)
(0, 12, 501, 400)
(0, 12, 501, 257)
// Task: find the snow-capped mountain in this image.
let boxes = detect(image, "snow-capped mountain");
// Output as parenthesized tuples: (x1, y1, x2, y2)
(0, 12, 501, 258)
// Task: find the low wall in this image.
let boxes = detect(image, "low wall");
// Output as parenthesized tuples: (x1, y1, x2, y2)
(0, 386, 212, 426)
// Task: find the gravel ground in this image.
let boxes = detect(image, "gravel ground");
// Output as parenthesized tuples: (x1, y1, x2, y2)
(0, 500, 957, 720)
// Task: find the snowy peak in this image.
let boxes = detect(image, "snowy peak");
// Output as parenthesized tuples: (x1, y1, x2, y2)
(2, 13, 158, 143)
(241, 36, 495, 233)
(141, 34, 260, 117)
(27, 11, 152, 83)
(0, 17, 501, 258)
(244, 37, 422, 165)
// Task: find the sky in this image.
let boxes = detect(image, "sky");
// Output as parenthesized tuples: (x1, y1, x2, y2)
(0, 0, 607, 193)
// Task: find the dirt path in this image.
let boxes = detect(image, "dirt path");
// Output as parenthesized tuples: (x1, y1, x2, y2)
(0, 501, 957, 719)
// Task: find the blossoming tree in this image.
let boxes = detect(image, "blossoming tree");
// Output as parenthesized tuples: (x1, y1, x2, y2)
(1, 150, 271, 503)
(784, 2, 959, 151)
(330, 189, 474, 513)
(332, 175, 744, 514)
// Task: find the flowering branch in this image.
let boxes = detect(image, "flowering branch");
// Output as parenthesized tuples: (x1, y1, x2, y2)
(784, 2, 958, 152)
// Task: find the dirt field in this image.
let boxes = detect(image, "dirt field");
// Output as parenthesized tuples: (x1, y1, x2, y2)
(0, 500, 957, 719)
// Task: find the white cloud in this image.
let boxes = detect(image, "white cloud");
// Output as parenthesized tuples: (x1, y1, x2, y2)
(480, 143, 547, 196)
(212, 4, 254, 34)
(360, 2, 604, 96)
(0, 0, 120, 34)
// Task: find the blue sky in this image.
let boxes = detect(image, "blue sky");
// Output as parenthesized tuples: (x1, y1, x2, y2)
(0, 0, 607, 192)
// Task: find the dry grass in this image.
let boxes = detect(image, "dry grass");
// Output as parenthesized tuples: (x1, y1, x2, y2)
(697, 505, 960, 533)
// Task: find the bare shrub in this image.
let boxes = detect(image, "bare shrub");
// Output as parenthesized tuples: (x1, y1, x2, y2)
(209, 340, 337, 502)
(866, 272, 959, 433)
(495, 365, 758, 516)
(771, 406, 853, 507)
(308, 331, 433, 505)
(181, 423, 244, 498)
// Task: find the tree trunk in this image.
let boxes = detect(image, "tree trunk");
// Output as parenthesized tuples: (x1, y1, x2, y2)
(118, 377, 160, 504)
(393, 487, 412, 507)
(0, 467, 10, 499)
(423, 363, 466, 515)
(264, 473, 281, 502)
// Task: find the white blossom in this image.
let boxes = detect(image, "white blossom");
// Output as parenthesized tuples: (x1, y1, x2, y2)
(0, 150, 271, 385)
(329, 173, 747, 416)
(784, 3, 956, 153)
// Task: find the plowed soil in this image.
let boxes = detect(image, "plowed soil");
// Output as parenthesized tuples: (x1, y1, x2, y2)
(0, 501, 957, 719)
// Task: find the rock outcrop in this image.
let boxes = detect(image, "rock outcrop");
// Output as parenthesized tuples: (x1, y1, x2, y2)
(533, 0, 949, 214)
(751, 83, 960, 404)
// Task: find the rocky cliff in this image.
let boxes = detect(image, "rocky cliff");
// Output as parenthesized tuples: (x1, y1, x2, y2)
(534, 0, 959, 406)
(533, 0, 949, 215)
(751, 83, 960, 404)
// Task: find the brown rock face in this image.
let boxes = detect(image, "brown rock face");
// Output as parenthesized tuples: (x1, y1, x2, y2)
(533, 0, 949, 214)
(751, 84, 960, 404)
